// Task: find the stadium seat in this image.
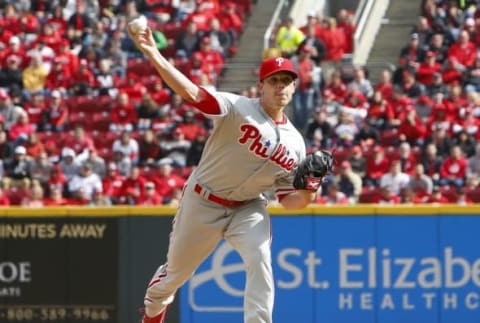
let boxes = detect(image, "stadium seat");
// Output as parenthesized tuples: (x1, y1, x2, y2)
(466, 188, 480, 202)
(358, 187, 381, 203)
(440, 186, 457, 203)
(92, 112, 111, 132)
(379, 129, 398, 146)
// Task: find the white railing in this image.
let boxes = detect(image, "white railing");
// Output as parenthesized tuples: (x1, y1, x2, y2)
(353, 0, 375, 53)
(351, 0, 390, 65)
(263, 0, 289, 50)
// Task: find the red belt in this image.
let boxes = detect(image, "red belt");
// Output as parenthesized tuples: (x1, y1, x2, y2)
(194, 184, 247, 208)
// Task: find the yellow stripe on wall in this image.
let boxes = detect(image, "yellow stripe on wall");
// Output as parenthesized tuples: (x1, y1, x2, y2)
(1, 204, 480, 217)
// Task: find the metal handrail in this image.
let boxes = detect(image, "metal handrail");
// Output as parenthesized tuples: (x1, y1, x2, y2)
(263, 0, 289, 50)
(353, 0, 375, 54)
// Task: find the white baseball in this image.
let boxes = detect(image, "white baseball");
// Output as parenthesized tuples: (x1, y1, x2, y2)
(128, 15, 148, 34)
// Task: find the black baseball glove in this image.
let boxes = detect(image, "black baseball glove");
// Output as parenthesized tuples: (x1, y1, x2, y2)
(293, 150, 334, 191)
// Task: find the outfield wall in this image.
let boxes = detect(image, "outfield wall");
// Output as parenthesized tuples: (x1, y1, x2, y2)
(1, 205, 480, 323)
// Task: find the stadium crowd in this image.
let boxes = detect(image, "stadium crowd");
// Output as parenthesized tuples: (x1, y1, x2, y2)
(0, 0, 479, 207)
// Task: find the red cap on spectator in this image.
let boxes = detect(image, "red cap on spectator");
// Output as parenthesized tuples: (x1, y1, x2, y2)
(60, 39, 70, 47)
(80, 59, 88, 66)
(323, 89, 334, 98)
(426, 51, 435, 58)
(0, 89, 10, 100)
(374, 146, 384, 153)
(201, 36, 211, 45)
(259, 57, 297, 81)
(352, 145, 362, 154)
(300, 44, 312, 53)
(6, 55, 20, 64)
(341, 160, 351, 168)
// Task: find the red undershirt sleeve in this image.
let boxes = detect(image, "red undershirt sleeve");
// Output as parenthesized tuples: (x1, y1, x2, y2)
(188, 87, 222, 115)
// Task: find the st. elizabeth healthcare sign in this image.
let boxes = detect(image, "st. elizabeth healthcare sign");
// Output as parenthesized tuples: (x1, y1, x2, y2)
(180, 205, 480, 323)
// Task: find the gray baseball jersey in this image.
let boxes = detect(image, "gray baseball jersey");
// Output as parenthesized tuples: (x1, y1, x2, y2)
(143, 89, 307, 323)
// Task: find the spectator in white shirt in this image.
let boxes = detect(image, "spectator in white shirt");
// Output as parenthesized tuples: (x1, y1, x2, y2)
(112, 130, 139, 165)
(380, 159, 410, 195)
(68, 162, 102, 200)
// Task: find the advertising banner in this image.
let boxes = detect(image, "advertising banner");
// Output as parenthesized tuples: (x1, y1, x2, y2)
(180, 214, 480, 323)
(0, 217, 118, 323)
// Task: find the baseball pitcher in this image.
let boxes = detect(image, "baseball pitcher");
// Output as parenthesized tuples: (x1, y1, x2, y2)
(128, 24, 333, 323)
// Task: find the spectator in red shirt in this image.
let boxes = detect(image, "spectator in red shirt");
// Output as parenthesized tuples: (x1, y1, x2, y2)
(425, 103, 453, 138)
(196, 36, 224, 78)
(47, 164, 68, 194)
(0, 20, 15, 51)
(46, 57, 72, 90)
(373, 185, 401, 204)
(398, 107, 426, 146)
(151, 158, 186, 202)
(367, 91, 394, 130)
(55, 39, 79, 75)
(9, 112, 35, 143)
(38, 23, 63, 52)
(176, 110, 207, 141)
(62, 125, 95, 155)
(138, 181, 164, 205)
(299, 10, 324, 39)
(447, 29, 477, 68)
(150, 79, 171, 106)
(119, 166, 147, 205)
(117, 73, 148, 103)
(323, 70, 348, 102)
(102, 163, 125, 204)
(110, 92, 138, 132)
(319, 17, 345, 62)
(44, 185, 69, 206)
(442, 57, 464, 85)
(45, 5, 68, 36)
(337, 9, 356, 54)
(375, 69, 394, 101)
(185, 52, 213, 85)
(218, 1, 243, 40)
(24, 92, 46, 129)
(16, 8, 40, 35)
(0, 185, 11, 206)
(43, 90, 68, 132)
(0, 36, 26, 68)
(416, 51, 442, 85)
(365, 146, 390, 186)
(425, 186, 450, 203)
(182, 2, 215, 32)
(24, 132, 45, 159)
(439, 145, 467, 187)
(70, 59, 96, 95)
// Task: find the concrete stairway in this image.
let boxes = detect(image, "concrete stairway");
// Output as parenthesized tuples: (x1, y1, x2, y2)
(217, 0, 280, 93)
(366, 0, 421, 83)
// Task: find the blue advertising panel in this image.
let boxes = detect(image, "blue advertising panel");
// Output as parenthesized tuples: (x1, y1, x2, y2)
(180, 213, 480, 323)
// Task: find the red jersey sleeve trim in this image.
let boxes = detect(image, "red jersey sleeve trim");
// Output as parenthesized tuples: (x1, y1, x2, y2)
(189, 87, 221, 115)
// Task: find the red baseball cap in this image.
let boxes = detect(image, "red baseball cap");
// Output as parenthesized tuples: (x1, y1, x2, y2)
(259, 57, 297, 81)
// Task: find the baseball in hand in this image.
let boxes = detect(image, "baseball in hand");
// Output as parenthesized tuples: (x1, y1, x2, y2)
(128, 15, 148, 34)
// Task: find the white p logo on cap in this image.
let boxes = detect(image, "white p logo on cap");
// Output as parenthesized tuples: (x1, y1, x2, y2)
(275, 57, 285, 66)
